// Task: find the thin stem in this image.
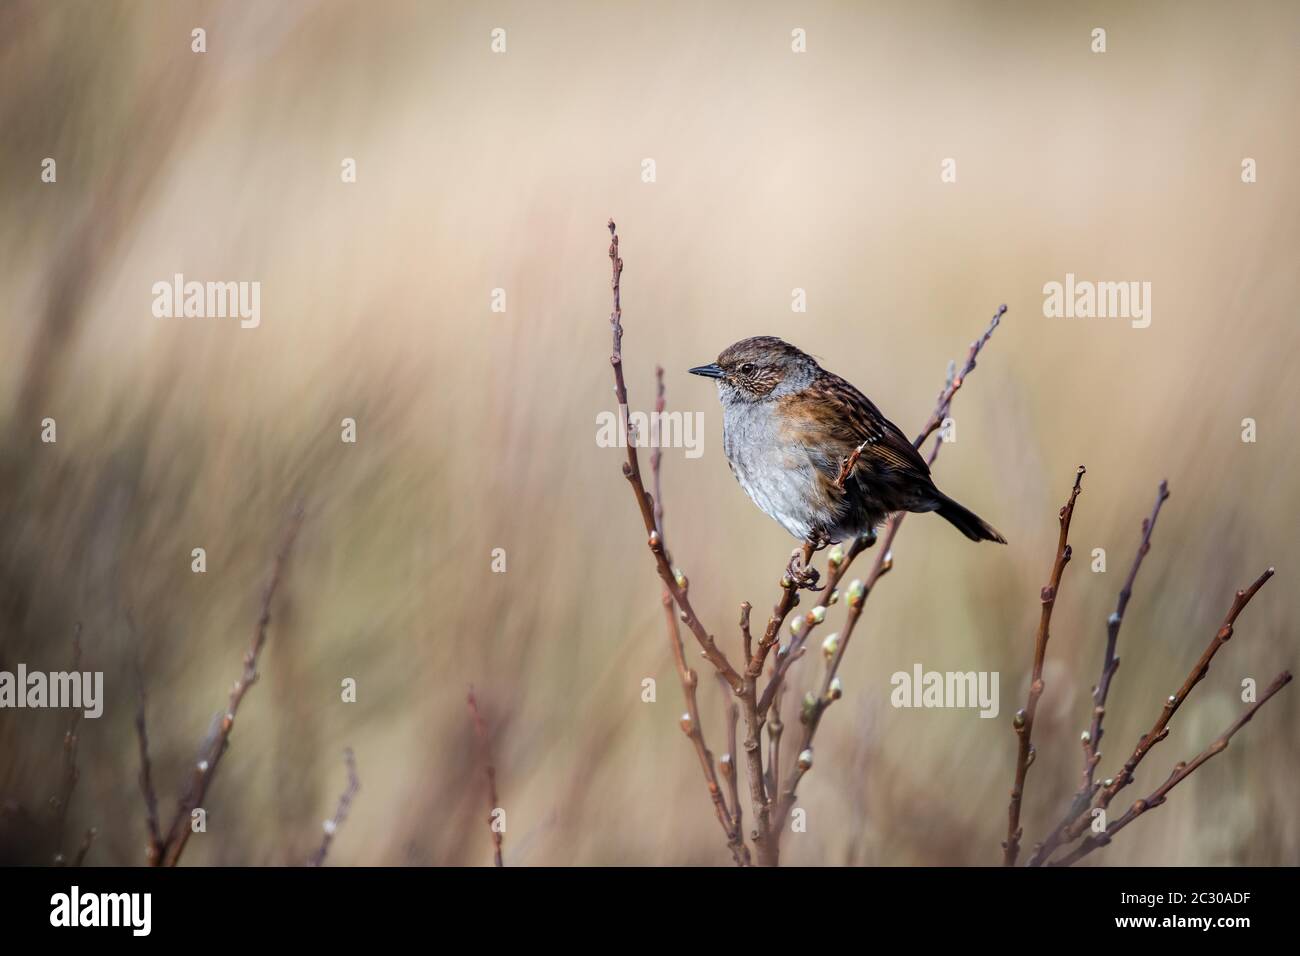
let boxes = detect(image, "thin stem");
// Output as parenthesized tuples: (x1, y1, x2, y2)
(1029, 479, 1168, 866)
(308, 748, 360, 867)
(157, 501, 305, 867)
(1060, 566, 1275, 845)
(129, 612, 163, 865)
(466, 688, 505, 867)
(1002, 465, 1086, 866)
(1052, 671, 1292, 866)
(606, 220, 742, 692)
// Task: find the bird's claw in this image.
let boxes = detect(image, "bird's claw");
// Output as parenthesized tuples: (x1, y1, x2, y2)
(786, 548, 823, 591)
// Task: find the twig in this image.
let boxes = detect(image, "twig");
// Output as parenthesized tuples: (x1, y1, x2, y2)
(72, 827, 96, 867)
(716, 672, 747, 865)
(766, 665, 786, 802)
(156, 502, 305, 867)
(607, 220, 742, 693)
(128, 613, 163, 865)
(467, 688, 505, 867)
(309, 748, 360, 867)
(1029, 480, 1168, 866)
(1002, 465, 1086, 866)
(758, 531, 872, 721)
(52, 623, 83, 860)
(644, 370, 747, 864)
(1051, 671, 1292, 866)
(1059, 566, 1276, 846)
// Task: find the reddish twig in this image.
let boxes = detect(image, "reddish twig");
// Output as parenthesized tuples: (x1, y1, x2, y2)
(52, 623, 83, 861)
(71, 827, 96, 867)
(1003, 466, 1086, 866)
(309, 748, 360, 866)
(716, 671, 747, 865)
(647, 361, 747, 865)
(1051, 671, 1292, 866)
(607, 220, 742, 693)
(1029, 480, 1168, 866)
(467, 688, 504, 867)
(156, 502, 305, 867)
(128, 613, 163, 865)
(1058, 566, 1276, 846)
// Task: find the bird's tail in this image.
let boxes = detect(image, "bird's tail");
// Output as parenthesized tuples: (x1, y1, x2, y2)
(934, 494, 1007, 544)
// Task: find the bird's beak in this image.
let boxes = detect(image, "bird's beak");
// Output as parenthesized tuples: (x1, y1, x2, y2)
(688, 363, 725, 379)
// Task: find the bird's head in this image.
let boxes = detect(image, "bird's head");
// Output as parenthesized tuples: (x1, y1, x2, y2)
(689, 336, 818, 404)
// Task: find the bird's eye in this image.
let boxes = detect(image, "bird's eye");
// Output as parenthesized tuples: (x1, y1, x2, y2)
(740, 362, 755, 375)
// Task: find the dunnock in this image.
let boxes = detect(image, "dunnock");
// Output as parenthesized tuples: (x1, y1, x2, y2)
(690, 336, 1005, 546)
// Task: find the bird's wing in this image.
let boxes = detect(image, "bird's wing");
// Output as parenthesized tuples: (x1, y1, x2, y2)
(808, 372, 933, 483)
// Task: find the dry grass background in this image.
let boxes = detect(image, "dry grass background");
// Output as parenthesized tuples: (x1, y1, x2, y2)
(0, 0, 1297, 865)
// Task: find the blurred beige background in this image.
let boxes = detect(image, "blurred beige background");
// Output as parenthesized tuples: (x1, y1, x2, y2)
(0, 0, 1297, 865)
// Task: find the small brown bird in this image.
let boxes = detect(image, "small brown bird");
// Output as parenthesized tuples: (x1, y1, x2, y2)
(690, 336, 1005, 546)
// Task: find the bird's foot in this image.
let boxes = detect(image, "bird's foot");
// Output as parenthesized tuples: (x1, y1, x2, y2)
(786, 547, 823, 592)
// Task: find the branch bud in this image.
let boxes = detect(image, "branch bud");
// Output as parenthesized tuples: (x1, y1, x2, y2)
(797, 749, 814, 771)
(846, 579, 865, 607)
(801, 692, 817, 722)
(821, 632, 839, 660)
(679, 713, 693, 735)
(1013, 709, 1026, 730)
(809, 606, 826, 625)
(828, 676, 843, 700)
(827, 545, 845, 567)
(673, 568, 687, 590)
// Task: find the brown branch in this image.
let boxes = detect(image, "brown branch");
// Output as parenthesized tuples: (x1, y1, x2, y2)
(1059, 565, 1275, 846)
(766, 663, 786, 803)
(607, 220, 742, 693)
(128, 613, 163, 865)
(715, 672, 747, 865)
(1051, 671, 1292, 866)
(52, 623, 83, 861)
(1002, 465, 1086, 866)
(646, 360, 747, 865)
(758, 531, 872, 721)
(156, 501, 305, 867)
(1029, 479, 1168, 866)
(71, 827, 96, 867)
(661, 579, 748, 864)
(466, 688, 505, 867)
(309, 747, 360, 867)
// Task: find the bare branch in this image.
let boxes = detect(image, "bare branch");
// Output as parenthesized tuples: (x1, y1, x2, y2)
(1051, 671, 1292, 866)
(467, 688, 505, 867)
(52, 623, 83, 861)
(1058, 566, 1276, 846)
(128, 612, 163, 865)
(309, 748, 360, 867)
(1029, 479, 1168, 866)
(1003, 465, 1086, 866)
(607, 220, 742, 692)
(157, 501, 305, 867)
(646, 360, 748, 865)
(72, 827, 96, 867)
